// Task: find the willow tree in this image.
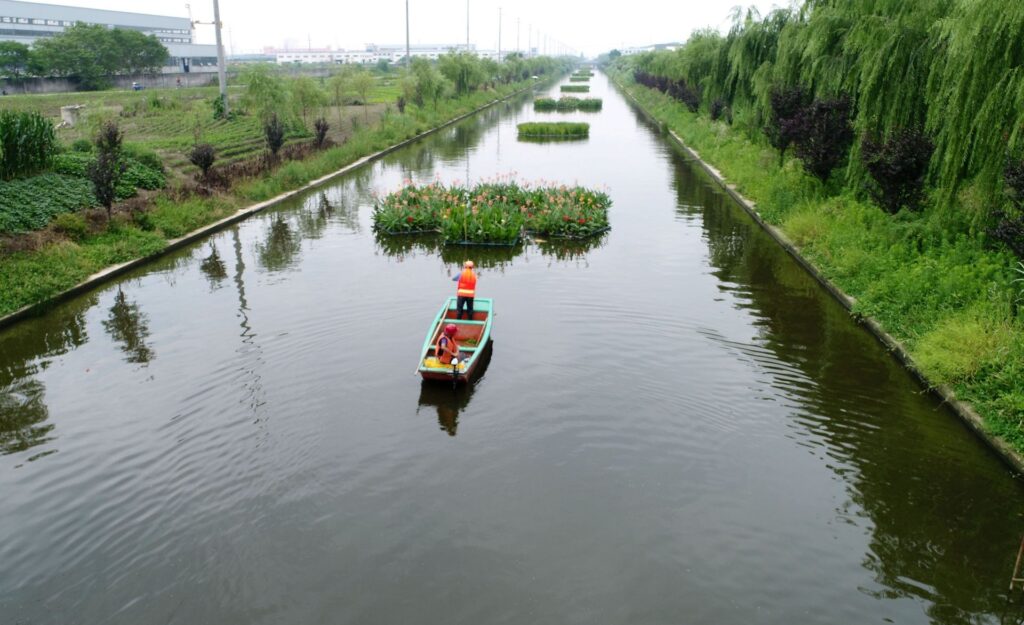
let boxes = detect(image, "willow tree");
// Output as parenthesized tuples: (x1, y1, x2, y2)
(927, 0, 1024, 204)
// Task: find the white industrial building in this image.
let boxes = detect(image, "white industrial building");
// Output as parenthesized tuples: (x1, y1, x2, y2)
(0, 0, 219, 72)
(270, 43, 506, 66)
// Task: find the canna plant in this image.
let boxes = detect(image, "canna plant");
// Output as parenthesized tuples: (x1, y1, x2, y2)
(373, 181, 611, 243)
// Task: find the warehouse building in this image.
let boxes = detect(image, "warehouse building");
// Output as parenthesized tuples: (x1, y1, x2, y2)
(0, 0, 219, 72)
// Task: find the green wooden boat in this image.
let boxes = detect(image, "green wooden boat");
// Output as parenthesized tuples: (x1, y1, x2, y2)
(417, 297, 493, 384)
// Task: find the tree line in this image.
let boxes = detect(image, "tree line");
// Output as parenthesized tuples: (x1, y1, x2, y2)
(0, 23, 168, 90)
(610, 0, 1024, 257)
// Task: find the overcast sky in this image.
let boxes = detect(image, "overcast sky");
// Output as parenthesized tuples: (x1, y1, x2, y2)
(44, 0, 782, 56)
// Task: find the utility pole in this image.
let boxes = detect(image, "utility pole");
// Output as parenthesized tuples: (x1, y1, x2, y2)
(466, 0, 470, 52)
(497, 7, 501, 62)
(212, 0, 228, 115)
(527, 24, 531, 58)
(516, 17, 520, 54)
(405, 0, 410, 66)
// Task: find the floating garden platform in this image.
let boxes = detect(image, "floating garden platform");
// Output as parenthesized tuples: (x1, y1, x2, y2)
(517, 122, 589, 139)
(534, 97, 603, 113)
(372, 181, 611, 245)
(561, 85, 590, 93)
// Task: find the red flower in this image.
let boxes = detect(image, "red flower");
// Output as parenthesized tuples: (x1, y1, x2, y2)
(406, 216, 414, 223)
(578, 218, 586, 224)
(563, 215, 570, 221)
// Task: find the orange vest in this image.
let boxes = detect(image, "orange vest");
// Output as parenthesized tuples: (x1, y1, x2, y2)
(457, 269, 477, 298)
(435, 335, 460, 364)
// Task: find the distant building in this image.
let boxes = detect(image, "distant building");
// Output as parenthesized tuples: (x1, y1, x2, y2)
(0, 0, 219, 73)
(268, 43, 497, 66)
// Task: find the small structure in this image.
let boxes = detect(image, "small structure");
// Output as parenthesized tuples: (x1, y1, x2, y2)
(59, 104, 84, 128)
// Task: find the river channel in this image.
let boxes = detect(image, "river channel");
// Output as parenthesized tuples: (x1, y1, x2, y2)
(3, 73, 1024, 625)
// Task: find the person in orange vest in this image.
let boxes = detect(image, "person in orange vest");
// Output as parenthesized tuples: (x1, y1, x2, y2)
(435, 323, 460, 364)
(452, 260, 478, 320)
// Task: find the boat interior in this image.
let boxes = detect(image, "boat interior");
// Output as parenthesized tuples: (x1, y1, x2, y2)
(426, 310, 489, 359)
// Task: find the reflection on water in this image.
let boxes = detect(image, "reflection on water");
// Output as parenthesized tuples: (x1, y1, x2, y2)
(672, 149, 1024, 622)
(102, 287, 154, 365)
(417, 341, 493, 436)
(0, 298, 93, 457)
(1, 73, 1023, 625)
(374, 231, 607, 269)
(199, 244, 228, 286)
(0, 378, 52, 457)
(256, 215, 302, 272)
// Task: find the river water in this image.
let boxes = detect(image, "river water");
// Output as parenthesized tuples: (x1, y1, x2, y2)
(2, 73, 1024, 625)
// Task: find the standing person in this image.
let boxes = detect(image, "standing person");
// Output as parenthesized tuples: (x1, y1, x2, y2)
(452, 260, 477, 320)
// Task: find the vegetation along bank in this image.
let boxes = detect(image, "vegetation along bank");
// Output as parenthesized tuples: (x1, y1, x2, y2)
(604, 1, 1024, 453)
(0, 54, 573, 320)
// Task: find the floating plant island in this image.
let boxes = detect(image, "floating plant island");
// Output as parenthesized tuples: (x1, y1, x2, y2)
(372, 181, 611, 245)
(517, 122, 589, 139)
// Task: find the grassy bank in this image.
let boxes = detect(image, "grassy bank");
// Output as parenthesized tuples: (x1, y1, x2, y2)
(613, 73, 1024, 452)
(0, 79, 541, 319)
(0, 79, 402, 179)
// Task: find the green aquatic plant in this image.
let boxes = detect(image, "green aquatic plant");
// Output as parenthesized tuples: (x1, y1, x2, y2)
(372, 180, 611, 243)
(516, 122, 589, 138)
(533, 98, 557, 111)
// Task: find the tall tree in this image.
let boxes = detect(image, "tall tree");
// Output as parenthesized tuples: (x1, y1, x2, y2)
(28, 24, 167, 89)
(241, 64, 289, 123)
(0, 41, 29, 81)
(350, 69, 375, 122)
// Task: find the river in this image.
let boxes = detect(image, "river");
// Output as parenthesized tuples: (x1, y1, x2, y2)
(2, 72, 1023, 625)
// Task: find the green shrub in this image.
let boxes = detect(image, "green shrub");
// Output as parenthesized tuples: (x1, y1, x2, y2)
(121, 160, 165, 191)
(53, 152, 164, 196)
(0, 110, 57, 180)
(122, 143, 164, 173)
(51, 152, 93, 177)
(577, 98, 603, 112)
(52, 212, 89, 241)
(71, 139, 94, 153)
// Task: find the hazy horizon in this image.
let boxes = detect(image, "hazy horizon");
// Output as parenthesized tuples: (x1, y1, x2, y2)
(20, 0, 781, 57)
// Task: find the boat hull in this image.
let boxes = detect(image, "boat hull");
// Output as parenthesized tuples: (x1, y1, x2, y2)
(417, 297, 493, 385)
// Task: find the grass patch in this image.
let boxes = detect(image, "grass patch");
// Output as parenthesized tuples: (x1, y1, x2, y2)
(914, 308, 1011, 383)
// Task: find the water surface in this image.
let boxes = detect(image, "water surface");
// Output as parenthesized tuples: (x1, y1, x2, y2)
(2, 73, 1023, 625)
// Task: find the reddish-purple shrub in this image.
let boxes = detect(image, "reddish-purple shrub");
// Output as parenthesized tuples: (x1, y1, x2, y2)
(861, 128, 934, 214)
